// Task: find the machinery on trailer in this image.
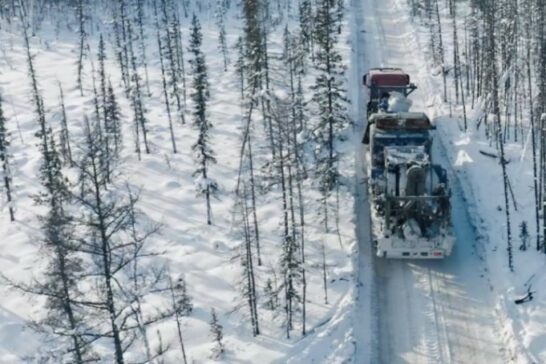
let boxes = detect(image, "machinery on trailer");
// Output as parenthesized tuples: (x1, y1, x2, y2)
(362, 69, 454, 259)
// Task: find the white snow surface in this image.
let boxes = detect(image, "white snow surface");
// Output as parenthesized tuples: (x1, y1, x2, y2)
(387, 91, 412, 113)
(1, 0, 545, 362)
(0, 3, 358, 363)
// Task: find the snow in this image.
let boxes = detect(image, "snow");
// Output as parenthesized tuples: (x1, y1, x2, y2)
(1, 0, 545, 362)
(387, 91, 412, 113)
(0, 2, 357, 363)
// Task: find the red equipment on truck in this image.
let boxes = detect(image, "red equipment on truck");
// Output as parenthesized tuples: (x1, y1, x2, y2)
(363, 68, 417, 115)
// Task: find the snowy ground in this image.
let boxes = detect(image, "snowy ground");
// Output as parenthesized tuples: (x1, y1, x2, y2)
(2, 0, 546, 362)
(0, 3, 358, 363)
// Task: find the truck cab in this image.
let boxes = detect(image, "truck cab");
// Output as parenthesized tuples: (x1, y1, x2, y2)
(363, 68, 417, 115)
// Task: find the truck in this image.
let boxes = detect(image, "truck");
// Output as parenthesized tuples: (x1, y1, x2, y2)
(362, 68, 454, 259)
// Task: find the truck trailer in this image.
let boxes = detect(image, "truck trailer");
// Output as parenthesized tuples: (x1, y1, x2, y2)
(362, 69, 454, 259)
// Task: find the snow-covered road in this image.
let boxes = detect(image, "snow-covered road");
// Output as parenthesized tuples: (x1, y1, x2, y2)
(351, 0, 507, 362)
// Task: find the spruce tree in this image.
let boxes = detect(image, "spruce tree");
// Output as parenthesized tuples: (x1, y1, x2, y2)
(20, 20, 89, 361)
(127, 22, 150, 157)
(105, 80, 123, 159)
(160, 0, 185, 124)
(272, 97, 302, 339)
(215, 0, 229, 71)
(283, 28, 308, 336)
(209, 308, 225, 359)
(168, 274, 190, 364)
(519, 221, 530, 251)
(57, 83, 73, 167)
(0, 93, 15, 221)
(312, 0, 349, 231)
(170, 1, 188, 111)
(171, 276, 193, 316)
(97, 34, 110, 167)
(264, 277, 278, 311)
(239, 181, 260, 336)
(298, 0, 314, 59)
(72, 116, 166, 363)
(189, 14, 218, 225)
(153, 0, 178, 153)
(135, 0, 152, 96)
(76, 0, 87, 96)
(113, 1, 130, 92)
(237, 0, 263, 268)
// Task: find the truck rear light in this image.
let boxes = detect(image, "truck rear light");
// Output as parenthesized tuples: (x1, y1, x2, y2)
(433, 251, 442, 257)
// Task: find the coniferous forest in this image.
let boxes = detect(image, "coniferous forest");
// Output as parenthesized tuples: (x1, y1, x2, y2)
(2, 0, 546, 362)
(0, 0, 353, 362)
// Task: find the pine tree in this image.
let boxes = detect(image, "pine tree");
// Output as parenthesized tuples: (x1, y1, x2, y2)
(485, 0, 513, 271)
(153, 0, 178, 153)
(170, 0, 188, 113)
(77, 116, 126, 363)
(57, 83, 73, 167)
(135, 0, 152, 96)
(283, 28, 308, 336)
(105, 80, 123, 159)
(298, 0, 314, 60)
(127, 22, 150, 157)
(119, 0, 132, 97)
(519, 221, 530, 251)
(258, 0, 276, 161)
(97, 34, 111, 174)
(215, 0, 229, 71)
(171, 276, 193, 316)
(20, 19, 89, 361)
(209, 308, 225, 359)
(90, 63, 108, 189)
(239, 180, 260, 336)
(189, 14, 218, 225)
(72, 117, 166, 363)
(160, 0, 185, 124)
(124, 188, 163, 363)
(312, 0, 349, 231)
(234, 36, 246, 102)
(236, 0, 263, 268)
(168, 274, 189, 364)
(113, 0, 130, 93)
(76, 0, 87, 96)
(321, 241, 328, 304)
(264, 277, 278, 311)
(0, 93, 15, 221)
(272, 97, 302, 339)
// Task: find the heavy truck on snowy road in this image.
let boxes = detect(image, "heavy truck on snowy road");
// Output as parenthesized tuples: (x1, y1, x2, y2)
(362, 68, 454, 258)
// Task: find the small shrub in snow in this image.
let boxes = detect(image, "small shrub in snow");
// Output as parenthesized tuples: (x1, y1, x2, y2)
(172, 277, 193, 316)
(209, 308, 225, 360)
(519, 221, 529, 251)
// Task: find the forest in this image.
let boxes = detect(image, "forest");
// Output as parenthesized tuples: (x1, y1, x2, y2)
(2, 0, 546, 362)
(408, 0, 546, 270)
(0, 0, 354, 362)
